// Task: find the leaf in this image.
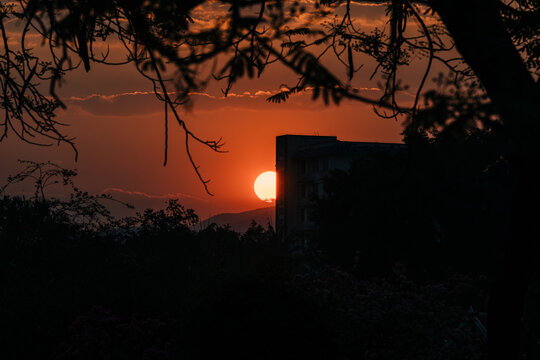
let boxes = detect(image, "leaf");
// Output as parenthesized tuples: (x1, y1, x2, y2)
(322, 87, 329, 105)
(266, 90, 291, 103)
(312, 86, 320, 100)
(284, 27, 313, 36)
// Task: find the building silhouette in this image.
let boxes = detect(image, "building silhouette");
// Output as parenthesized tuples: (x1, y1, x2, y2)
(275, 135, 405, 241)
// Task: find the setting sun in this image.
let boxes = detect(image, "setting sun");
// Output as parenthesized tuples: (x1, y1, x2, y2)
(254, 171, 276, 203)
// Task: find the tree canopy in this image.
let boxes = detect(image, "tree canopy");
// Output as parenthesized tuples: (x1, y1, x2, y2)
(2, 1, 536, 187)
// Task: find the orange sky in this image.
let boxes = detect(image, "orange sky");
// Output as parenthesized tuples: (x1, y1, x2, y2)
(0, 2, 443, 218)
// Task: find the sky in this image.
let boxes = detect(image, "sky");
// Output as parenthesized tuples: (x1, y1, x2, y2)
(0, 1, 441, 219)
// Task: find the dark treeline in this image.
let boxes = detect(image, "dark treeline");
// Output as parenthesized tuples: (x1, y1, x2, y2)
(1, 134, 539, 359)
(312, 127, 540, 359)
(315, 128, 512, 279)
(0, 197, 320, 359)
(1, 191, 486, 359)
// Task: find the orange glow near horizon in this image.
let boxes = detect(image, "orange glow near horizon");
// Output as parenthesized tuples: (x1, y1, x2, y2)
(254, 171, 276, 203)
(0, 3, 412, 218)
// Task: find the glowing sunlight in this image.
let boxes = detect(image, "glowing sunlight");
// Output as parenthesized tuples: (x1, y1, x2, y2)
(254, 171, 276, 202)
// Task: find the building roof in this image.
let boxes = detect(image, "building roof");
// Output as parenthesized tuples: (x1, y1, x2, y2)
(295, 140, 405, 158)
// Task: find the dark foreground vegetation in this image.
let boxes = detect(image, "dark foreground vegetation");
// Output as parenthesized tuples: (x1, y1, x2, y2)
(1, 133, 539, 359)
(0, 198, 485, 360)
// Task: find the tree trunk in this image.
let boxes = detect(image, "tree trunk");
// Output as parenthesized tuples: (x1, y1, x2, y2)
(431, 1, 540, 359)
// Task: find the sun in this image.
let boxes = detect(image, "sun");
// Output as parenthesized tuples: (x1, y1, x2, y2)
(254, 171, 276, 203)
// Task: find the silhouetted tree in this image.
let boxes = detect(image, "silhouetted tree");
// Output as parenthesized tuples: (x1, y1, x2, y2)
(0, 160, 133, 232)
(134, 198, 199, 234)
(2, 1, 540, 358)
(315, 125, 511, 278)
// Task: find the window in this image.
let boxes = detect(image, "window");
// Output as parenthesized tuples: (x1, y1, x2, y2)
(302, 207, 309, 223)
(299, 160, 306, 174)
(321, 158, 328, 171)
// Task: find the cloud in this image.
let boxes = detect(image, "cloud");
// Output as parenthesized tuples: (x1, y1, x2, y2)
(63, 87, 302, 116)
(62, 84, 387, 117)
(67, 91, 157, 102)
(65, 91, 160, 116)
(103, 187, 209, 202)
(254, 90, 273, 96)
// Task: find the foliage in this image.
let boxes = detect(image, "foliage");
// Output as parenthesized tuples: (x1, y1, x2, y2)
(313, 128, 511, 279)
(241, 219, 275, 243)
(0, 160, 133, 232)
(1, 189, 501, 359)
(3, 1, 536, 190)
(1, 160, 77, 200)
(1, 1, 539, 199)
(133, 198, 199, 233)
(2, 1, 540, 359)
(402, 73, 501, 140)
(0, 0, 330, 191)
(293, 267, 490, 360)
(500, 0, 540, 74)
(0, 160, 509, 359)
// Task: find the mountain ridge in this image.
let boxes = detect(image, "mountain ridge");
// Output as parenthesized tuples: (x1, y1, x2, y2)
(197, 206, 275, 233)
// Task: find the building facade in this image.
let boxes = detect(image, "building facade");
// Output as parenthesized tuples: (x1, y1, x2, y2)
(275, 135, 405, 241)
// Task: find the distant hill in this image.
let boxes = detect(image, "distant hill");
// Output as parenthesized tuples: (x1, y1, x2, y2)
(197, 206, 275, 233)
